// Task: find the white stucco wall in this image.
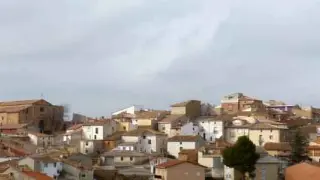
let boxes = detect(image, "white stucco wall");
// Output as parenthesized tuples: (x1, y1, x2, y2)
(167, 141, 196, 158)
(198, 120, 224, 142)
(180, 122, 199, 136)
(225, 128, 249, 143)
(40, 161, 63, 178)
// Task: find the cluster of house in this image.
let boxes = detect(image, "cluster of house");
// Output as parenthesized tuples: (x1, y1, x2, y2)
(0, 93, 320, 179)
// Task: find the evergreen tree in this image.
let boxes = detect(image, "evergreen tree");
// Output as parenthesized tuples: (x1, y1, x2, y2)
(223, 136, 260, 180)
(289, 129, 309, 165)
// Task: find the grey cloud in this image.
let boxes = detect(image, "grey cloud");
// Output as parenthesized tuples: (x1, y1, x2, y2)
(1, 0, 320, 116)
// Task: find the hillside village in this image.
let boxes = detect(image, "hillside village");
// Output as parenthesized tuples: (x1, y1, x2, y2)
(0, 92, 319, 180)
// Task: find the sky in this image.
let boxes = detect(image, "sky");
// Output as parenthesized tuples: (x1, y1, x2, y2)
(1, 0, 320, 117)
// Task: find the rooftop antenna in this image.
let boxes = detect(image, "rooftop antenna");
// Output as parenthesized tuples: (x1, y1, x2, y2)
(40, 93, 44, 99)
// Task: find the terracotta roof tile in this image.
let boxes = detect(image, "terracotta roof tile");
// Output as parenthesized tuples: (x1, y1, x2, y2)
(168, 135, 202, 142)
(0, 99, 42, 106)
(158, 114, 188, 124)
(156, 160, 205, 169)
(134, 110, 169, 119)
(22, 170, 53, 180)
(264, 142, 291, 151)
(285, 162, 320, 180)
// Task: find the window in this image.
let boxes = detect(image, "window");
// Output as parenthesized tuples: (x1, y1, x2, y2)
(269, 135, 273, 140)
(53, 162, 57, 167)
(192, 127, 195, 131)
(112, 127, 114, 131)
(148, 140, 151, 144)
(40, 107, 45, 112)
(82, 174, 86, 177)
(44, 163, 48, 167)
(180, 142, 182, 145)
(270, 130, 273, 132)
(123, 126, 126, 130)
(180, 147, 183, 151)
(85, 149, 88, 153)
(95, 128, 99, 134)
(130, 157, 133, 161)
(94, 135, 97, 140)
(86, 142, 88, 146)
(162, 127, 165, 130)
(210, 137, 213, 141)
(143, 136, 146, 139)
(121, 157, 124, 161)
(260, 130, 262, 132)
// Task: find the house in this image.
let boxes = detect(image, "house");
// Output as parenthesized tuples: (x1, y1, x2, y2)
(62, 159, 93, 180)
(158, 114, 189, 137)
(264, 142, 291, 156)
(112, 105, 144, 116)
(178, 149, 198, 163)
(170, 100, 201, 118)
(28, 132, 55, 147)
(79, 140, 103, 154)
(63, 128, 82, 145)
(134, 110, 169, 129)
(0, 99, 64, 133)
(285, 162, 320, 180)
(197, 139, 232, 179)
(167, 135, 205, 158)
(82, 120, 117, 140)
(103, 131, 126, 151)
(170, 121, 199, 137)
(100, 151, 149, 166)
(18, 155, 63, 179)
(248, 123, 289, 146)
(221, 93, 264, 114)
(121, 128, 167, 154)
(197, 116, 225, 142)
(150, 156, 174, 175)
(4, 165, 54, 180)
(225, 119, 251, 143)
(154, 160, 205, 180)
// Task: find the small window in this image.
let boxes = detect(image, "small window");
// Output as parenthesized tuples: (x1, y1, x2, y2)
(270, 135, 273, 140)
(162, 127, 165, 130)
(86, 142, 88, 146)
(130, 157, 133, 161)
(121, 157, 123, 161)
(95, 128, 99, 134)
(44, 163, 48, 167)
(85, 149, 88, 153)
(123, 126, 126, 130)
(143, 136, 146, 139)
(180, 147, 183, 151)
(180, 142, 182, 145)
(82, 174, 86, 177)
(94, 135, 97, 140)
(148, 139, 151, 144)
(53, 162, 57, 167)
(270, 130, 273, 132)
(40, 107, 45, 112)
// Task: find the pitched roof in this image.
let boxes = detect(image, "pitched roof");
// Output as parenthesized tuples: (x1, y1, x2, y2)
(104, 131, 126, 141)
(30, 155, 60, 163)
(134, 110, 169, 119)
(22, 171, 53, 180)
(156, 160, 205, 169)
(264, 142, 291, 151)
(0, 105, 31, 113)
(249, 123, 287, 130)
(158, 114, 188, 124)
(0, 99, 50, 107)
(67, 124, 83, 131)
(123, 128, 165, 136)
(285, 162, 320, 180)
(168, 135, 202, 142)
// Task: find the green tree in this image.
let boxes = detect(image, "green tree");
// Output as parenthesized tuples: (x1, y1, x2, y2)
(289, 129, 309, 165)
(222, 136, 260, 180)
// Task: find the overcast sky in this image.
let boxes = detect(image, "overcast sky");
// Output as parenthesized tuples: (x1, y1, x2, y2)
(1, 0, 320, 117)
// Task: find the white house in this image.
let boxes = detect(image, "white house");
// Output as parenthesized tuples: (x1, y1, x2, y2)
(225, 119, 251, 143)
(27, 132, 54, 147)
(167, 135, 205, 158)
(80, 140, 103, 154)
(112, 105, 144, 116)
(122, 128, 167, 154)
(197, 116, 224, 142)
(19, 155, 63, 179)
(82, 120, 117, 140)
(158, 114, 189, 137)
